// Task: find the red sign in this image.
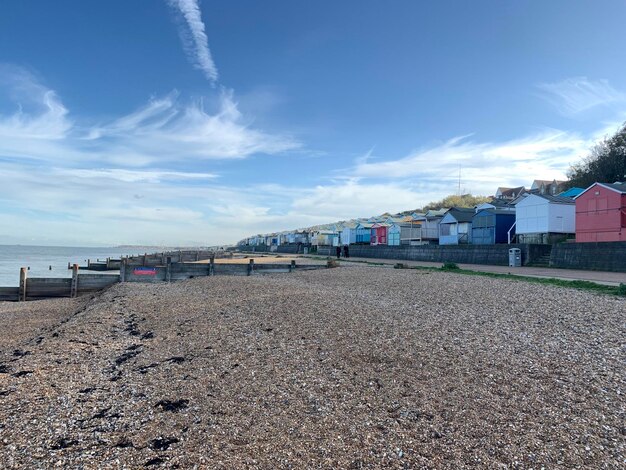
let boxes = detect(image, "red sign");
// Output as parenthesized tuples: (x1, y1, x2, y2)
(133, 267, 157, 276)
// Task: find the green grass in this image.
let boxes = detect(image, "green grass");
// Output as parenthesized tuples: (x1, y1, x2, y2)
(302, 254, 626, 297)
(427, 264, 625, 297)
(306, 255, 388, 266)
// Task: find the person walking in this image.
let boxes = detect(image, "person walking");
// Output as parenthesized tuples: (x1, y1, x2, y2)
(336, 246, 341, 259)
(343, 245, 350, 258)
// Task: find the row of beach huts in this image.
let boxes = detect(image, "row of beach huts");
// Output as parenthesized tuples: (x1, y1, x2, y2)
(238, 180, 626, 251)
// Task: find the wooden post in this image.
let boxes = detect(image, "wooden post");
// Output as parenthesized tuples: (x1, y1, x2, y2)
(120, 258, 126, 283)
(247, 259, 255, 276)
(19, 267, 27, 301)
(290, 260, 296, 272)
(143, 253, 147, 266)
(87, 258, 91, 269)
(209, 255, 215, 276)
(166, 256, 172, 282)
(70, 264, 79, 298)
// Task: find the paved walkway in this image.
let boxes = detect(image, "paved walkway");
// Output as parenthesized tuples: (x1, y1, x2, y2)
(302, 255, 626, 286)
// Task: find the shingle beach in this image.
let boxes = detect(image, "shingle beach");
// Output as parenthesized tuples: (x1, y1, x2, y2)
(1, 266, 624, 468)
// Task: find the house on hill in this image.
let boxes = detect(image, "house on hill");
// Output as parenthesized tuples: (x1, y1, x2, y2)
(575, 182, 626, 242)
(515, 193, 575, 244)
(495, 186, 526, 200)
(531, 179, 568, 196)
(439, 208, 474, 245)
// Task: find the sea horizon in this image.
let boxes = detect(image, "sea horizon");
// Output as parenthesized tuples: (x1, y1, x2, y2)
(0, 244, 199, 287)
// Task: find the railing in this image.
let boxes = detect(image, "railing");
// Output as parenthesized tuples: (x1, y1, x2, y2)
(507, 222, 517, 244)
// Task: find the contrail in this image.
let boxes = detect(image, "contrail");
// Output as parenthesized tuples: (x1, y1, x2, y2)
(167, 0, 219, 84)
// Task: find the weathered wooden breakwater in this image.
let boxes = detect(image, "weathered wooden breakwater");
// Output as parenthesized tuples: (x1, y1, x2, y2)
(69, 249, 220, 271)
(0, 254, 323, 302)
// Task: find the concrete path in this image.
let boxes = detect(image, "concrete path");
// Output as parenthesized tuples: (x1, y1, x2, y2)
(303, 255, 626, 286)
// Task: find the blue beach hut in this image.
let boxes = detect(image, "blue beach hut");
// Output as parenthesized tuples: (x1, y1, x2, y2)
(355, 222, 373, 244)
(471, 209, 516, 244)
(439, 208, 474, 245)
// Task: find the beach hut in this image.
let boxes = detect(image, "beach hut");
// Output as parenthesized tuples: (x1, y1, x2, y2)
(438, 208, 474, 245)
(515, 193, 575, 244)
(413, 210, 447, 244)
(370, 223, 389, 246)
(475, 198, 516, 212)
(559, 187, 585, 198)
(315, 230, 340, 247)
(387, 223, 401, 245)
(398, 215, 425, 245)
(340, 221, 359, 245)
(574, 182, 626, 242)
(471, 209, 516, 245)
(355, 222, 373, 244)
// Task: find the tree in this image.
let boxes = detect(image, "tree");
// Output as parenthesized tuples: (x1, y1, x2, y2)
(416, 194, 491, 213)
(567, 122, 626, 188)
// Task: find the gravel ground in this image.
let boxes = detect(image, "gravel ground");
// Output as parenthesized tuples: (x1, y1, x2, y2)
(0, 297, 88, 356)
(0, 266, 624, 469)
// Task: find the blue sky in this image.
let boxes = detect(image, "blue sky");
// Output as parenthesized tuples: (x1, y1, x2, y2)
(1, 1, 626, 246)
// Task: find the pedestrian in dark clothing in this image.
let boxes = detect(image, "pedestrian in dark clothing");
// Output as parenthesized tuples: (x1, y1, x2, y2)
(343, 245, 350, 258)
(336, 246, 341, 259)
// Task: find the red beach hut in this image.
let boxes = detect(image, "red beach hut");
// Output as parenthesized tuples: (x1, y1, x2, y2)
(370, 223, 389, 245)
(575, 182, 626, 242)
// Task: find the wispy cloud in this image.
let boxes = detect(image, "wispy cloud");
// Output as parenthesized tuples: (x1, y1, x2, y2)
(167, 0, 219, 84)
(54, 168, 217, 183)
(0, 65, 303, 245)
(0, 65, 72, 141)
(0, 66, 299, 165)
(537, 77, 626, 115)
(349, 129, 593, 194)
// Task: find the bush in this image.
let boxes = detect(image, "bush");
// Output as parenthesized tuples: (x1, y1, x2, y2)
(441, 262, 460, 271)
(618, 283, 626, 297)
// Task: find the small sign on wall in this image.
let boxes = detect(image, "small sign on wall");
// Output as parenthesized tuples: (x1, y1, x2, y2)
(133, 267, 157, 276)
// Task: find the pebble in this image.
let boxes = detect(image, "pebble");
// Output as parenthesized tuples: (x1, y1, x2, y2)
(0, 266, 624, 468)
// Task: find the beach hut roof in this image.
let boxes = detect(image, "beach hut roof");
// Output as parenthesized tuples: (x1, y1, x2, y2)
(558, 187, 585, 198)
(442, 207, 475, 223)
(425, 208, 449, 218)
(533, 194, 576, 204)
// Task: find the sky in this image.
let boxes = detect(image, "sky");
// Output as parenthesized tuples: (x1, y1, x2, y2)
(1, 0, 626, 246)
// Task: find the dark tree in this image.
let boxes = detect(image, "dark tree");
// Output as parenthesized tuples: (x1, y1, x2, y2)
(567, 122, 626, 188)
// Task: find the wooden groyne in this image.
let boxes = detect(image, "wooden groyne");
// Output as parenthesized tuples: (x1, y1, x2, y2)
(0, 254, 323, 302)
(69, 250, 222, 271)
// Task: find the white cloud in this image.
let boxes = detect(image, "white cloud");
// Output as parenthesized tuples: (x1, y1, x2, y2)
(537, 77, 626, 115)
(350, 129, 592, 193)
(88, 90, 300, 165)
(53, 168, 217, 183)
(0, 66, 299, 165)
(167, 0, 219, 84)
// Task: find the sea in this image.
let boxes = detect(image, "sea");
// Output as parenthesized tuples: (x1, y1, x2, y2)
(0, 245, 159, 287)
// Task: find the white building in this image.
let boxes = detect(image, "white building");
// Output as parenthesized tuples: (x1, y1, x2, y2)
(515, 194, 575, 244)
